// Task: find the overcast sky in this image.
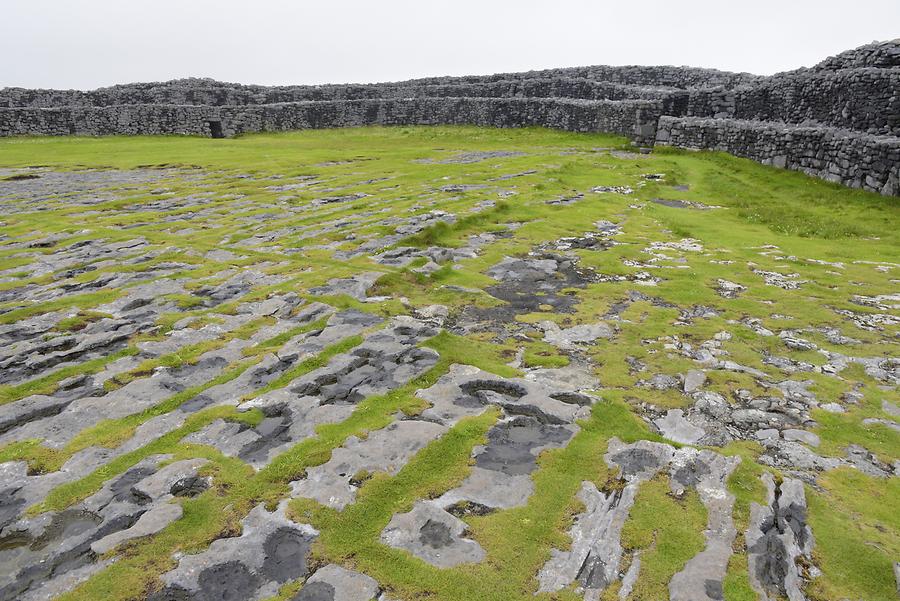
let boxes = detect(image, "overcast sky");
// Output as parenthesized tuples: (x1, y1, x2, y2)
(3, 1, 898, 90)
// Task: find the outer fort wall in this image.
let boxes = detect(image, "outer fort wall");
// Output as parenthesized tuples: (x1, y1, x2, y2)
(0, 40, 897, 195)
(0, 98, 664, 145)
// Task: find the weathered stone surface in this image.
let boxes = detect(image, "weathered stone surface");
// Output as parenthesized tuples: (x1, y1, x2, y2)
(668, 451, 741, 601)
(292, 564, 379, 601)
(292, 420, 447, 510)
(537, 439, 672, 596)
(90, 503, 183, 554)
(746, 475, 815, 601)
(0, 82, 896, 601)
(654, 409, 706, 445)
(380, 501, 485, 568)
(151, 503, 318, 601)
(540, 320, 613, 350)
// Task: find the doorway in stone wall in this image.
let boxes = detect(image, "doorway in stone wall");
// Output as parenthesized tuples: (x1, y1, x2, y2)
(207, 120, 224, 138)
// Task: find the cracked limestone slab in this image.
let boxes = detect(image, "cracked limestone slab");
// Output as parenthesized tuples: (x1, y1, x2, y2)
(539, 320, 613, 350)
(654, 409, 706, 445)
(131, 458, 209, 501)
(746, 474, 814, 601)
(1, 342, 247, 449)
(151, 502, 318, 601)
(668, 449, 741, 601)
(308, 272, 383, 301)
(293, 564, 380, 601)
(537, 438, 674, 596)
(434, 466, 535, 511)
(292, 420, 447, 510)
(0, 456, 179, 600)
(419, 366, 593, 426)
(435, 416, 577, 511)
(380, 501, 485, 568)
(90, 503, 183, 554)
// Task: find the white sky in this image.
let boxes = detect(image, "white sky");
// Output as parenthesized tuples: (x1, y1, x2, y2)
(2, 0, 898, 90)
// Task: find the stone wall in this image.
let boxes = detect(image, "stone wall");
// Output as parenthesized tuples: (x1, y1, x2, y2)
(0, 79, 676, 108)
(655, 116, 900, 196)
(0, 97, 664, 144)
(1, 39, 897, 195)
(686, 68, 899, 137)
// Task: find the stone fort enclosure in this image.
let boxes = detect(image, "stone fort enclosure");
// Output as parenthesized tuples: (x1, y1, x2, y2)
(1, 40, 899, 196)
(0, 124, 897, 601)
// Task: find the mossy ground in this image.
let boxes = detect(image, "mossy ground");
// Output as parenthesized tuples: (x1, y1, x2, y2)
(0, 126, 897, 600)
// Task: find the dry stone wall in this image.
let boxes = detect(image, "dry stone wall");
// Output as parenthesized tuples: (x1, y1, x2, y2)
(0, 97, 664, 144)
(1, 39, 897, 195)
(655, 116, 900, 196)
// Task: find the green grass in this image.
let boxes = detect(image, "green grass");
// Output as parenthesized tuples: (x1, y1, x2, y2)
(806, 469, 899, 601)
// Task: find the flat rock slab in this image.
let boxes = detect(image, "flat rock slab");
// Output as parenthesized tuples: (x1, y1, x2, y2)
(381, 501, 485, 568)
(539, 439, 744, 600)
(309, 272, 383, 301)
(654, 409, 706, 445)
(151, 503, 318, 601)
(668, 450, 741, 601)
(540, 320, 613, 350)
(746, 475, 814, 601)
(91, 503, 183, 554)
(292, 420, 447, 510)
(292, 564, 379, 601)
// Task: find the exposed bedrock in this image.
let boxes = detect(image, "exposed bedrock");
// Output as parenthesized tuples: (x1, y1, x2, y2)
(1, 40, 897, 194)
(538, 439, 752, 601)
(148, 503, 318, 601)
(746, 474, 816, 601)
(379, 362, 596, 568)
(0, 455, 208, 601)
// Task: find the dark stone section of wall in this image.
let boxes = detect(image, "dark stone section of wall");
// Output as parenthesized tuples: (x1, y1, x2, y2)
(0, 39, 897, 195)
(655, 116, 900, 196)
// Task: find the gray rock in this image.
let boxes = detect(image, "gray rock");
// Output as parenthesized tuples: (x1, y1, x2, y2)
(381, 501, 485, 568)
(153, 503, 318, 601)
(309, 272, 383, 301)
(683, 369, 707, 393)
(668, 451, 741, 601)
(90, 503, 183, 554)
(292, 420, 447, 510)
(293, 565, 379, 601)
(540, 320, 613, 350)
(746, 475, 814, 601)
(782, 429, 820, 447)
(654, 409, 706, 445)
